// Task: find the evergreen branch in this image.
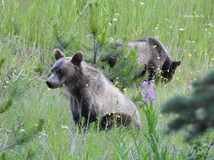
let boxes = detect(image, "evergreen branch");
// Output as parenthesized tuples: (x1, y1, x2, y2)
(0, 119, 44, 153)
(0, 96, 13, 113)
(204, 139, 214, 160)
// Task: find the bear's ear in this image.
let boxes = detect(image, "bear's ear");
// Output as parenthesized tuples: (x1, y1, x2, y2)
(171, 61, 181, 69)
(71, 51, 83, 66)
(53, 49, 65, 60)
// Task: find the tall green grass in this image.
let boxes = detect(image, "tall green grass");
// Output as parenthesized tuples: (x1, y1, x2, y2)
(0, 0, 213, 159)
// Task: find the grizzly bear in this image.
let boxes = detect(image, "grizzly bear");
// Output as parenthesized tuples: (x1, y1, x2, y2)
(46, 49, 141, 130)
(103, 37, 181, 82)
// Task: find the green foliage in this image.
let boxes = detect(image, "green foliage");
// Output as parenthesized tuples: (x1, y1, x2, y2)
(141, 102, 161, 159)
(88, 0, 110, 64)
(0, 58, 5, 68)
(0, 68, 45, 157)
(100, 48, 142, 90)
(0, 96, 13, 113)
(162, 71, 214, 142)
(139, 81, 165, 160)
(0, 119, 44, 152)
(53, 28, 84, 52)
(0, 70, 25, 113)
(34, 61, 46, 75)
(186, 139, 214, 160)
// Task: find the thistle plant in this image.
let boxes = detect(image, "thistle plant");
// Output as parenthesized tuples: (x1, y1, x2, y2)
(140, 81, 161, 160)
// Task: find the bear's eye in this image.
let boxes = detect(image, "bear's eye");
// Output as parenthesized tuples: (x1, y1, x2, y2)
(56, 69, 61, 74)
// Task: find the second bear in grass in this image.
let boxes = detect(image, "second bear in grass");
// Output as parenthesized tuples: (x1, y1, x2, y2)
(46, 49, 141, 130)
(103, 37, 181, 82)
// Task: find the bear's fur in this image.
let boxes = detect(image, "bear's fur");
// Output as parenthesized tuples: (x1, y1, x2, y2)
(99, 112, 133, 130)
(103, 37, 181, 82)
(46, 49, 141, 130)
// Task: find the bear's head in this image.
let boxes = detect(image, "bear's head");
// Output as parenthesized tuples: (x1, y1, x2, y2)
(161, 60, 181, 82)
(46, 49, 83, 89)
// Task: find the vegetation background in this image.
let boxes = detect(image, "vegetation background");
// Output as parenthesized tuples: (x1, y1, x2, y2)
(0, 0, 213, 159)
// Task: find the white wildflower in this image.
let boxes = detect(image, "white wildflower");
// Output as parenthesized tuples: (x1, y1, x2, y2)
(140, 2, 145, 6)
(113, 18, 118, 22)
(115, 13, 119, 17)
(61, 124, 69, 130)
(109, 37, 114, 41)
(19, 129, 25, 133)
(39, 131, 48, 138)
(179, 28, 185, 31)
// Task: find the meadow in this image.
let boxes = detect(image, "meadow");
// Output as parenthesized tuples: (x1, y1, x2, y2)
(0, 0, 213, 159)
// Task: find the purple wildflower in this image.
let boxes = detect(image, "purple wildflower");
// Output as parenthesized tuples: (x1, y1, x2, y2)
(185, 83, 192, 92)
(148, 88, 155, 96)
(150, 95, 157, 103)
(149, 88, 156, 102)
(140, 80, 157, 103)
(141, 90, 146, 96)
(143, 97, 149, 104)
(141, 81, 149, 88)
(149, 80, 154, 88)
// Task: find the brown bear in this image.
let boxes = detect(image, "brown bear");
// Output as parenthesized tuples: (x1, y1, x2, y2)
(103, 37, 181, 82)
(46, 49, 141, 131)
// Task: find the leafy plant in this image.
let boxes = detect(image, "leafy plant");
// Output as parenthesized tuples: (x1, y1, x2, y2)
(186, 139, 214, 160)
(88, 0, 109, 64)
(100, 48, 142, 90)
(139, 81, 164, 160)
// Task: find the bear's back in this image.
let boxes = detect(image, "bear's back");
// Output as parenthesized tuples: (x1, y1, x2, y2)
(128, 38, 169, 69)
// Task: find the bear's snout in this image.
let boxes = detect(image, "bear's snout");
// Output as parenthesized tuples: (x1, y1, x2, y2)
(46, 80, 57, 88)
(46, 79, 61, 89)
(46, 80, 52, 88)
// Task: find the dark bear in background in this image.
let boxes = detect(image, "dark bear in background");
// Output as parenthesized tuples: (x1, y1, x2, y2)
(103, 37, 181, 82)
(46, 49, 141, 131)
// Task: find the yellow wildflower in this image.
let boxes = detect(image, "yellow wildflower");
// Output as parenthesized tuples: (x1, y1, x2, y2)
(114, 87, 119, 91)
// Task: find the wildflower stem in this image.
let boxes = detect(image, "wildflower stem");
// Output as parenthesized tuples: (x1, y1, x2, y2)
(141, 102, 161, 159)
